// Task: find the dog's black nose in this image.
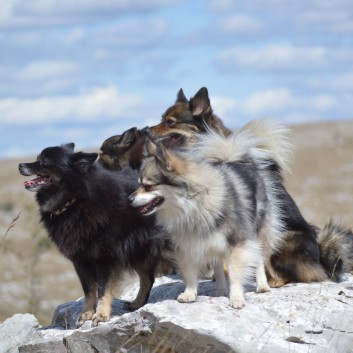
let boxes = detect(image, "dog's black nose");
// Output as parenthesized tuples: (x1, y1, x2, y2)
(18, 163, 24, 173)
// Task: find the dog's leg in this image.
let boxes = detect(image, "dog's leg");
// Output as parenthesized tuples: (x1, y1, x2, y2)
(256, 257, 270, 293)
(177, 254, 198, 303)
(77, 286, 97, 327)
(124, 267, 155, 311)
(92, 274, 118, 326)
(74, 262, 97, 327)
(213, 258, 227, 297)
(264, 257, 288, 287)
(227, 240, 258, 309)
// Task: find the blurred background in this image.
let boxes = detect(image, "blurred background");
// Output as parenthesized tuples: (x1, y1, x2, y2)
(0, 0, 352, 325)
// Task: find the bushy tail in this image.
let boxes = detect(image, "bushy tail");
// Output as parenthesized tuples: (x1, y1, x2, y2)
(317, 219, 353, 282)
(193, 118, 291, 172)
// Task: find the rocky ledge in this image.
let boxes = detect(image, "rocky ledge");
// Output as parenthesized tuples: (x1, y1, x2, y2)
(4, 274, 353, 353)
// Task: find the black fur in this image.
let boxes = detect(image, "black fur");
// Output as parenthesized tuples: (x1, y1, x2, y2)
(19, 143, 170, 326)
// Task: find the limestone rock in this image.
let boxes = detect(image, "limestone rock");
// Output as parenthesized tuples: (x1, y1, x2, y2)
(19, 274, 353, 353)
(0, 313, 39, 353)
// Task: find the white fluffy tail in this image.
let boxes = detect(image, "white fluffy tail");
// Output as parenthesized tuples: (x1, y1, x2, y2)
(193, 118, 291, 172)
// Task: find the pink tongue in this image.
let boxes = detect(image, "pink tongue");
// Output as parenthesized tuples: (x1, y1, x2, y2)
(24, 176, 42, 187)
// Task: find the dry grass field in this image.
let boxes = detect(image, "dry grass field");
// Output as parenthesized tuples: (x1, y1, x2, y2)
(0, 119, 352, 326)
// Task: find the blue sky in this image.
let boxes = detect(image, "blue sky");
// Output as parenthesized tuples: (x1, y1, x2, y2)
(1, 0, 353, 158)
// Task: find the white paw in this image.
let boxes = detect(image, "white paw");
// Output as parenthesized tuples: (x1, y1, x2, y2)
(230, 298, 246, 309)
(256, 284, 270, 293)
(177, 291, 197, 303)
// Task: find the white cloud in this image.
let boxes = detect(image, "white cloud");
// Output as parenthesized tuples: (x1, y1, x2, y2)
(17, 60, 78, 81)
(92, 18, 168, 47)
(210, 96, 239, 118)
(311, 95, 337, 111)
(209, 0, 353, 35)
(217, 15, 263, 34)
(0, 14, 171, 97)
(0, 17, 170, 70)
(0, 86, 143, 124)
(0, 0, 178, 28)
(297, 8, 353, 33)
(331, 71, 353, 91)
(212, 88, 296, 120)
(242, 89, 295, 115)
(17, 0, 175, 15)
(208, 0, 239, 12)
(210, 88, 339, 126)
(217, 44, 330, 71)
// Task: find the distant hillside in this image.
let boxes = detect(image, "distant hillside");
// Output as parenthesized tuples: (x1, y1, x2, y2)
(1, 119, 352, 325)
(285, 120, 353, 226)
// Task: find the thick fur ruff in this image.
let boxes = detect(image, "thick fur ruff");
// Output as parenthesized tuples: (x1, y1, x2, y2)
(19, 144, 171, 326)
(191, 122, 289, 258)
(192, 118, 291, 173)
(130, 131, 285, 308)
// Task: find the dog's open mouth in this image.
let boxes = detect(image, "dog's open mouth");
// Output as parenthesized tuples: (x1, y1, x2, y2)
(138, 197, 164, 215)
(24, 175, 51, 190)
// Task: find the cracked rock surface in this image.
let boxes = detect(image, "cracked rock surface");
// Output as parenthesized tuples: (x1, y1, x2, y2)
(15, 274, 353, 353)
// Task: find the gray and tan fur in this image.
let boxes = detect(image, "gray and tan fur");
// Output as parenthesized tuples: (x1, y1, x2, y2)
(222, 120, 353, 284)
(317, 220, 353, 281)
(192, 119, 291, 283)
(130, 120, 289, 308)
(150, 87, 353, 286)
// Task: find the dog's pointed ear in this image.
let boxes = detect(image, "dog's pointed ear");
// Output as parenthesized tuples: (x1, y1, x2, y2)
(143, 137, 157, 157)
(71, 152, 98, 173)
(100, 135, 120, 153)
(63, 143, 75, 152)
(155, 143, 174, 172)
(190, 87, 212, 116)
(119, 127, 137, 146)
(155, 143, 184, 174)
(176, 88, 188, 103)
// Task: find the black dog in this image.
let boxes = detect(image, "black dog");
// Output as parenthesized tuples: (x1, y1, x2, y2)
(19, 143, 171, 326)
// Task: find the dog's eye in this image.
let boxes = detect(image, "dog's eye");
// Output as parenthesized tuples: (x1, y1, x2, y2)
(165, 118, 176, 127)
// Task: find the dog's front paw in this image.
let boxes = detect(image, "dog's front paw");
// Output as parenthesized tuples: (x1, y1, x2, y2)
(268, 277, 287, 288)
(256, 283, 270, 293)
(76, 310, 95, 327)
(229, 298, 246, 309)
(177, 291, 197, 303)
(92, 312, 110, 326)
